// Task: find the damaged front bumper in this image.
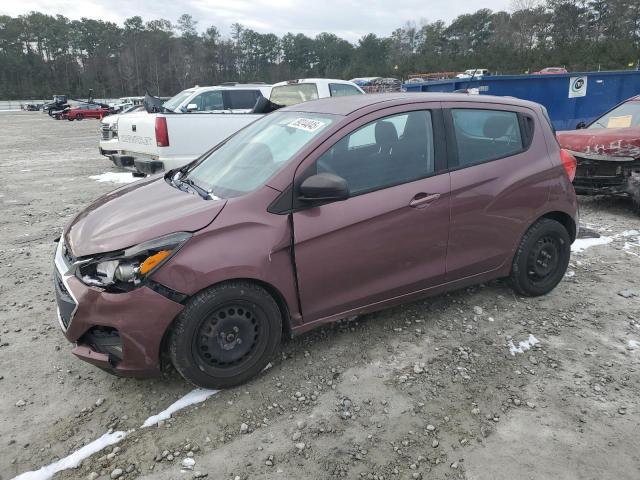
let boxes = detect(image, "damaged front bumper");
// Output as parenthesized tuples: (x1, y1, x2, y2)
(569, 150, 640, 197)
(53, 240, 185, 376)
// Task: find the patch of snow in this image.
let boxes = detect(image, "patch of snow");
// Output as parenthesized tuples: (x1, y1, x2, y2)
(89, 172, 139, 184)
(571, 236, 613, 253)
(565, 270, 575, 278)
(508, 334, 540, 356)
(12, 389, 219, 480)
(141, 388, 218, 428)
(12, 431, 127, 480)
(20, 169, 32, 172)
(628, 340, 640, 350)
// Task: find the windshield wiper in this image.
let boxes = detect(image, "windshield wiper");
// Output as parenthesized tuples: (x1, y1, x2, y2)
(180, 176, 212, 200)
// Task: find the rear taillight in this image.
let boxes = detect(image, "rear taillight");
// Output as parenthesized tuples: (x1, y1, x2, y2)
(559, 148, 576, 182)
(155, 117, 169, 147)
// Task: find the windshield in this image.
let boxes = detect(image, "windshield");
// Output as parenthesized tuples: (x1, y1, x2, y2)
(270, 84, 319, 106)
(163, 90, 194, 112)
(589, 101, 640, 129)
(184, 111, 337, 198)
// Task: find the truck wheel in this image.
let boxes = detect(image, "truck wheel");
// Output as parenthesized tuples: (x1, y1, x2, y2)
(509, 218, 570, 297)
(168, 281, 282, 389)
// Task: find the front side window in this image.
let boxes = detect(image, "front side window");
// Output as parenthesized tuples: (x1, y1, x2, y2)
(329, 83, 362, 97)
(316, 110, 435, 195)
(185, 112, 337, 198)
(451, 109, 523, 166)
(270, 83, 319, 106)
(589, 101, 640, 129)
(163, 89, 194, 112)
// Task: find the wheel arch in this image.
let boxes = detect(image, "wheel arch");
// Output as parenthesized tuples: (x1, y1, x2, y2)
(159, 277, 293, 369)
(540, 210, 577, 243)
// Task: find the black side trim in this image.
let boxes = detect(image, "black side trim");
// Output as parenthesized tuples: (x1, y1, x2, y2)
(147, 279, 189, 304)
(518, 113, 535, 150)
(267, 183, 294, 215)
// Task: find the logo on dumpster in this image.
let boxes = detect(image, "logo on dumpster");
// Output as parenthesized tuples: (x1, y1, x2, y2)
(568, 76, 588, 98)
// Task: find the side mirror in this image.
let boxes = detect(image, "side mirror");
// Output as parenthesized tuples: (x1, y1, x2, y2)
(186, 103, 198, 112)
(299, 173, 349, 202)
(576, 121, 587, 129)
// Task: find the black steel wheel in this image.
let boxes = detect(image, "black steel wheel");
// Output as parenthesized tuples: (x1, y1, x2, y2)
(168, 281, 282, 388)
(510, 218, 570, 296)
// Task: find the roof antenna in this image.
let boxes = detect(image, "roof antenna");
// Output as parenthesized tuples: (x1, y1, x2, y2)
(454, 69, 478, 94)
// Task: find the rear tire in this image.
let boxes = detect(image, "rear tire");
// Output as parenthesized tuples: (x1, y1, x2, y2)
(509, 218, 570, 297)
(168, 281, 282, 389)
(76, 114, 83, 121)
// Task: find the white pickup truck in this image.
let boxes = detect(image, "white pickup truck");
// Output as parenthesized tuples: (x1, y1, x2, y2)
(112, 79, 364, 175)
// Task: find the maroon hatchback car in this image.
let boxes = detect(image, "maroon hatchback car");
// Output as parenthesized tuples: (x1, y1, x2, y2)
(54, 93, 578, 388)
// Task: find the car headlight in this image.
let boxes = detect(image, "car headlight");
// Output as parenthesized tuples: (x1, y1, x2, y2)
(76, 232, 191, 291)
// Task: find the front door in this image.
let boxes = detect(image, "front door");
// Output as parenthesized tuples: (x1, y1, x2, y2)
(292, 107, 451, 322)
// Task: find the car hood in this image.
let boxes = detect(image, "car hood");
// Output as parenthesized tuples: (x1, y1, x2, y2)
(557, 127, 640, 159)
(65, 176, 226, 257)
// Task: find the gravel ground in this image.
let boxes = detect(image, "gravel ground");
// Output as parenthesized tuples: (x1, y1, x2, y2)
(1, 111, 640, 480)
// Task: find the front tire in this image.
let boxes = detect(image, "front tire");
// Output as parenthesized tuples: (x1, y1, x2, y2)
(168, 281, 282, 389)
(509, 218, 570, 297)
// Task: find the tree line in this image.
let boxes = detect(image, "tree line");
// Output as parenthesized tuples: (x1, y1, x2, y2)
(1, 0, 639, 100)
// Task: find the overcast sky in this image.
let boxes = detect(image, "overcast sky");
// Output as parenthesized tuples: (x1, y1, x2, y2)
(1, 0, 513, 41)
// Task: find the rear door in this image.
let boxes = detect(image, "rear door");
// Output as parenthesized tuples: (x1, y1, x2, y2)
(291, 104, 451, 322)
(442, 101, 551, 281)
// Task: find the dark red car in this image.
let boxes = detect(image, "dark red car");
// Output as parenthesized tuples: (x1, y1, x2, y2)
(557, 95, 640, 210)
(54, 93, 578, 388)
(63, 104, 110, 121)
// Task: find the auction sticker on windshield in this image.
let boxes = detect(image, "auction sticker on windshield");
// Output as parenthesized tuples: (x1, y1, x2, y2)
(607, 115, 632, 129)
(287, 118, 326, 132)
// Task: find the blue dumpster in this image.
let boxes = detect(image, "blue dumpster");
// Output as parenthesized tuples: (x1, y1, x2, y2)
(403, 70, 640, 131)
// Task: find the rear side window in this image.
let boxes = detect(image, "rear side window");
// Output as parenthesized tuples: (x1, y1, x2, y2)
(329, 83, 362, 97)
(451, 109, 523, 166)
(224, 90, 260, 109)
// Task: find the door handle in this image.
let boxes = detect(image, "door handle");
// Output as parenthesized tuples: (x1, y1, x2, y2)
(409, 193, 441, 208)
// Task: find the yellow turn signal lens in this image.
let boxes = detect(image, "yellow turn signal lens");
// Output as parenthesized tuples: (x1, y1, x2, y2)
(139, 250, 171, 275)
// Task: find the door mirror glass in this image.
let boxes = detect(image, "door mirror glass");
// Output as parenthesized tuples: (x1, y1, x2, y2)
(575, 121, 586, 129)
(186, 103, 198, 112)
(299, 173, 349, 202)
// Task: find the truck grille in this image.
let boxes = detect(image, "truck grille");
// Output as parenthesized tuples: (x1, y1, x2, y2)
(101, 124, 112, 140)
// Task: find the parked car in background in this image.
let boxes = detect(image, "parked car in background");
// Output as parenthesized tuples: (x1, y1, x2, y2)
(113, 79, 364, 175)
(22, 102, 43, 111)
(99, 105, 146, 157)
(557, 95, 640, 210)
(533, 67, 568, 75)
(43, 95, 68, 115)
(63, 104, 110, 121)
(349, 77, 382, 88)
(109, 96, 145, 113)
(55, 93, 577, 388)
(456, 69, 491, 79)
